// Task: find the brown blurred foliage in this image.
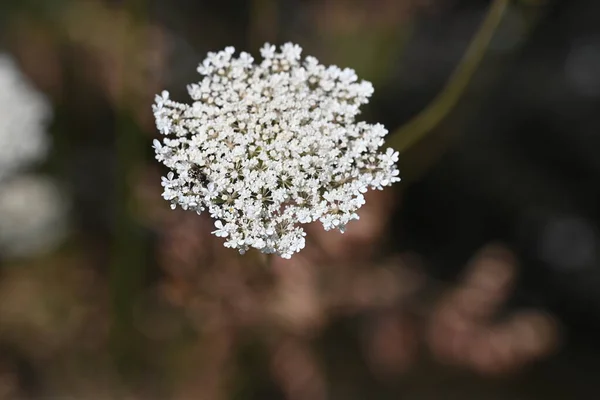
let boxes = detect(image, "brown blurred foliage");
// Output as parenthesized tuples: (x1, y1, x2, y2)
(136, 170, 561, 399)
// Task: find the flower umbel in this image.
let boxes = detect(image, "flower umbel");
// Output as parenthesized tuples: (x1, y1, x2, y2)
(0, 54, 50, 181)
(153, 43, 400, 258)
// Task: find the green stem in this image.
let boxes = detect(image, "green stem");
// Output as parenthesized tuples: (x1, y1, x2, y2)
(387, 0, 510, 153)
(248, 0, 279, 48)
(110, 113, 146, 373)
(109, 0, 148, 382)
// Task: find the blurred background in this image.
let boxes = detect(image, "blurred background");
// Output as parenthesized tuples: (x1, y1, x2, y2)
(0, 0, 599, 398)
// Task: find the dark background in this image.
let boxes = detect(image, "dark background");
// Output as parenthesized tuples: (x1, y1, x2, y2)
(0, 0, 599, 398)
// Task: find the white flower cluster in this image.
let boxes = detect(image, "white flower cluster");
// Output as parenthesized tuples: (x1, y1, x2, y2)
(0, 54, 50, 181)
(153, 43, 400, 258)
(0, 54, 68, 260)
(0, 175, 68, 259)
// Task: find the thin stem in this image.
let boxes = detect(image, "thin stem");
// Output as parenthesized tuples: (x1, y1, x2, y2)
(108, 0, 148, 381)
(386, 0, 510, 153)
(247, 249, 272, 269)
(248, 0, 279, 49)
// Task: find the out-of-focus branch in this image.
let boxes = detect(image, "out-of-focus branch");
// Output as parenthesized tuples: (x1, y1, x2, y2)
(248, 0, 279, 49)
(387, 0, 510, 153)
(108, 0, 149, 382)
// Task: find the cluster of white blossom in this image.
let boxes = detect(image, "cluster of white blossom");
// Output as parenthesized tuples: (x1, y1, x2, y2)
(0, 54, 68, 260)
(0, 175, 68, 258)
(0, 54, 50, 181)
(153, 43, 400, 258)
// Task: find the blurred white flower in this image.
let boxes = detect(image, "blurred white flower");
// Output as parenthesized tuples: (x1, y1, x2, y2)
(153, 43, 400, 259)
(0, 53, 51, 181)
(0, 175, 69, 259)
